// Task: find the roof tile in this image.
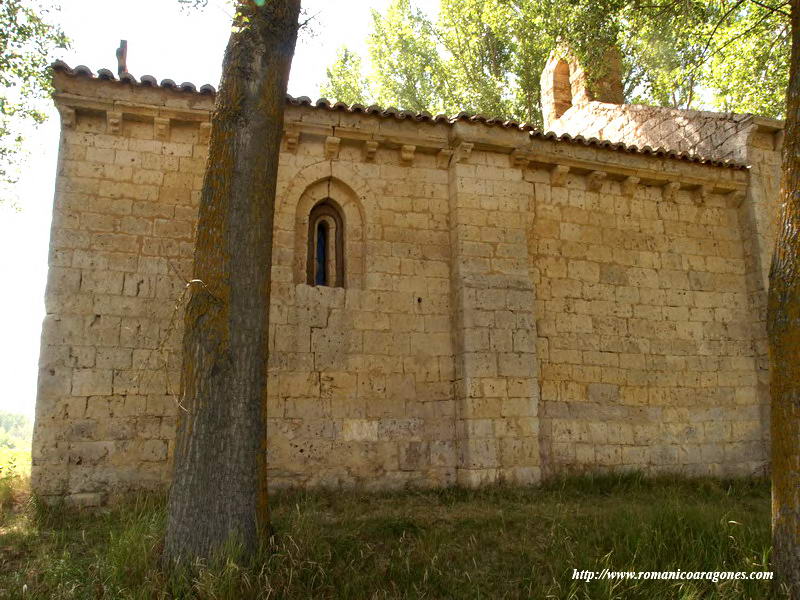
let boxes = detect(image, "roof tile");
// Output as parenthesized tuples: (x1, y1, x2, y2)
(51, 61, 747, 170)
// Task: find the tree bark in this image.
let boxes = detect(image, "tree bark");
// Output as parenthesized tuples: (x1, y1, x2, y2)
(164, 0, 301, 564)
(768, 0, 800, 596)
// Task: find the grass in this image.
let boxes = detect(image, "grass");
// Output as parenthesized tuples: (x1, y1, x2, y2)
(0, 446, 30, 520)
(0, 463, 781, 600)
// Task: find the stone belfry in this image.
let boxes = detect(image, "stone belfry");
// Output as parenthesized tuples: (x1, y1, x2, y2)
(540, 47, 624, 130)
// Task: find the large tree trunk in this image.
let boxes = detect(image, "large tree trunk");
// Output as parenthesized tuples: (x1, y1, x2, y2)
(768, 0, 800, 595)
(164, 0, 301, 563)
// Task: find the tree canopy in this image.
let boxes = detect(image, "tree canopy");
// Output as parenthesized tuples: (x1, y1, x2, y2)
(0, 0, 68, 196)
(320, 0, 789, 125)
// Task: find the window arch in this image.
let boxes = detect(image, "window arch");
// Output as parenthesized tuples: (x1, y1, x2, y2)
(553, 59, 573, 119)
(306, 200, 345, 287)
(289, 175, 366, 289)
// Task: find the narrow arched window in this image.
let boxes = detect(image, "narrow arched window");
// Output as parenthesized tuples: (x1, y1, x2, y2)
(307, 200, 345, 287)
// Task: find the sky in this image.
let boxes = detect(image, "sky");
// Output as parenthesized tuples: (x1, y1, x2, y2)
(0, 0, 439, 418)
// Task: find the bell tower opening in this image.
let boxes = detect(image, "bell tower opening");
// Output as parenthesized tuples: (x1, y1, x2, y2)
(553, 59, 573, 119)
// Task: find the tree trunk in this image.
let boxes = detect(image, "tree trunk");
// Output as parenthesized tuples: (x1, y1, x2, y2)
(164, 0, 301, 563)
(768, 0, 800, 596)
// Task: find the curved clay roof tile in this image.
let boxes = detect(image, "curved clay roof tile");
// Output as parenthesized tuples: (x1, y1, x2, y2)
(50, 62, 748, 170)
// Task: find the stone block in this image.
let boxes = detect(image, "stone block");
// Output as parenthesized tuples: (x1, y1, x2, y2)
(341, 419, 378, 442)
(71, 369, 113, 397)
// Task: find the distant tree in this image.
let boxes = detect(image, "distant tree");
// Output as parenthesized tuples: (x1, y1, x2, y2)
(366, 0, 447, 113)
(320, 47, 370, 105)
(0, 0, 68, 199)
(323, 0, 790, 124)
(0, 411, 32, 450)
(164, 0, 302, 564)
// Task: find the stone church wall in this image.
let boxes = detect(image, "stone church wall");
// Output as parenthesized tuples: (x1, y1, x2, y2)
(266, 122, 459, 490)
(34, 109, 205, 503)
(33, 67, 770, 505)
(530, 168, 769, 476)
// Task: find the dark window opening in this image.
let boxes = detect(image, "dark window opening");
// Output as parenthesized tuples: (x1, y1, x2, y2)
(315, 221, 328, 286)
(307, 200, 345, 287)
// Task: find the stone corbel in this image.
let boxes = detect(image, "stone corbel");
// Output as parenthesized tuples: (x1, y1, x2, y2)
(363, 140, 378, 162)
(324, 136, 341, 160)
(693, 184, 713, 205)
(436, 148, 453, 169)
(400, 144, 416, 164)
(728, 190, 747, 208)
(773, 130, 785, 151)
(550, 165, 570, 187)
(587, 170, 607, 192)
(621, 176, 640, 197)
(453, 141, 474, 164)
(509, 148, 530, 169)
(106, 111, 122, 135)
(284, 128, 300, 153)
(662, 181, 680, 202)
(154, 117, 170, 141)
(59, 106, 76, 129)
(198, 121, 211, 144)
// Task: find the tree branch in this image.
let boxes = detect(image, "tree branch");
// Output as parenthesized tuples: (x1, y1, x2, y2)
(746, 0, 791, 17)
